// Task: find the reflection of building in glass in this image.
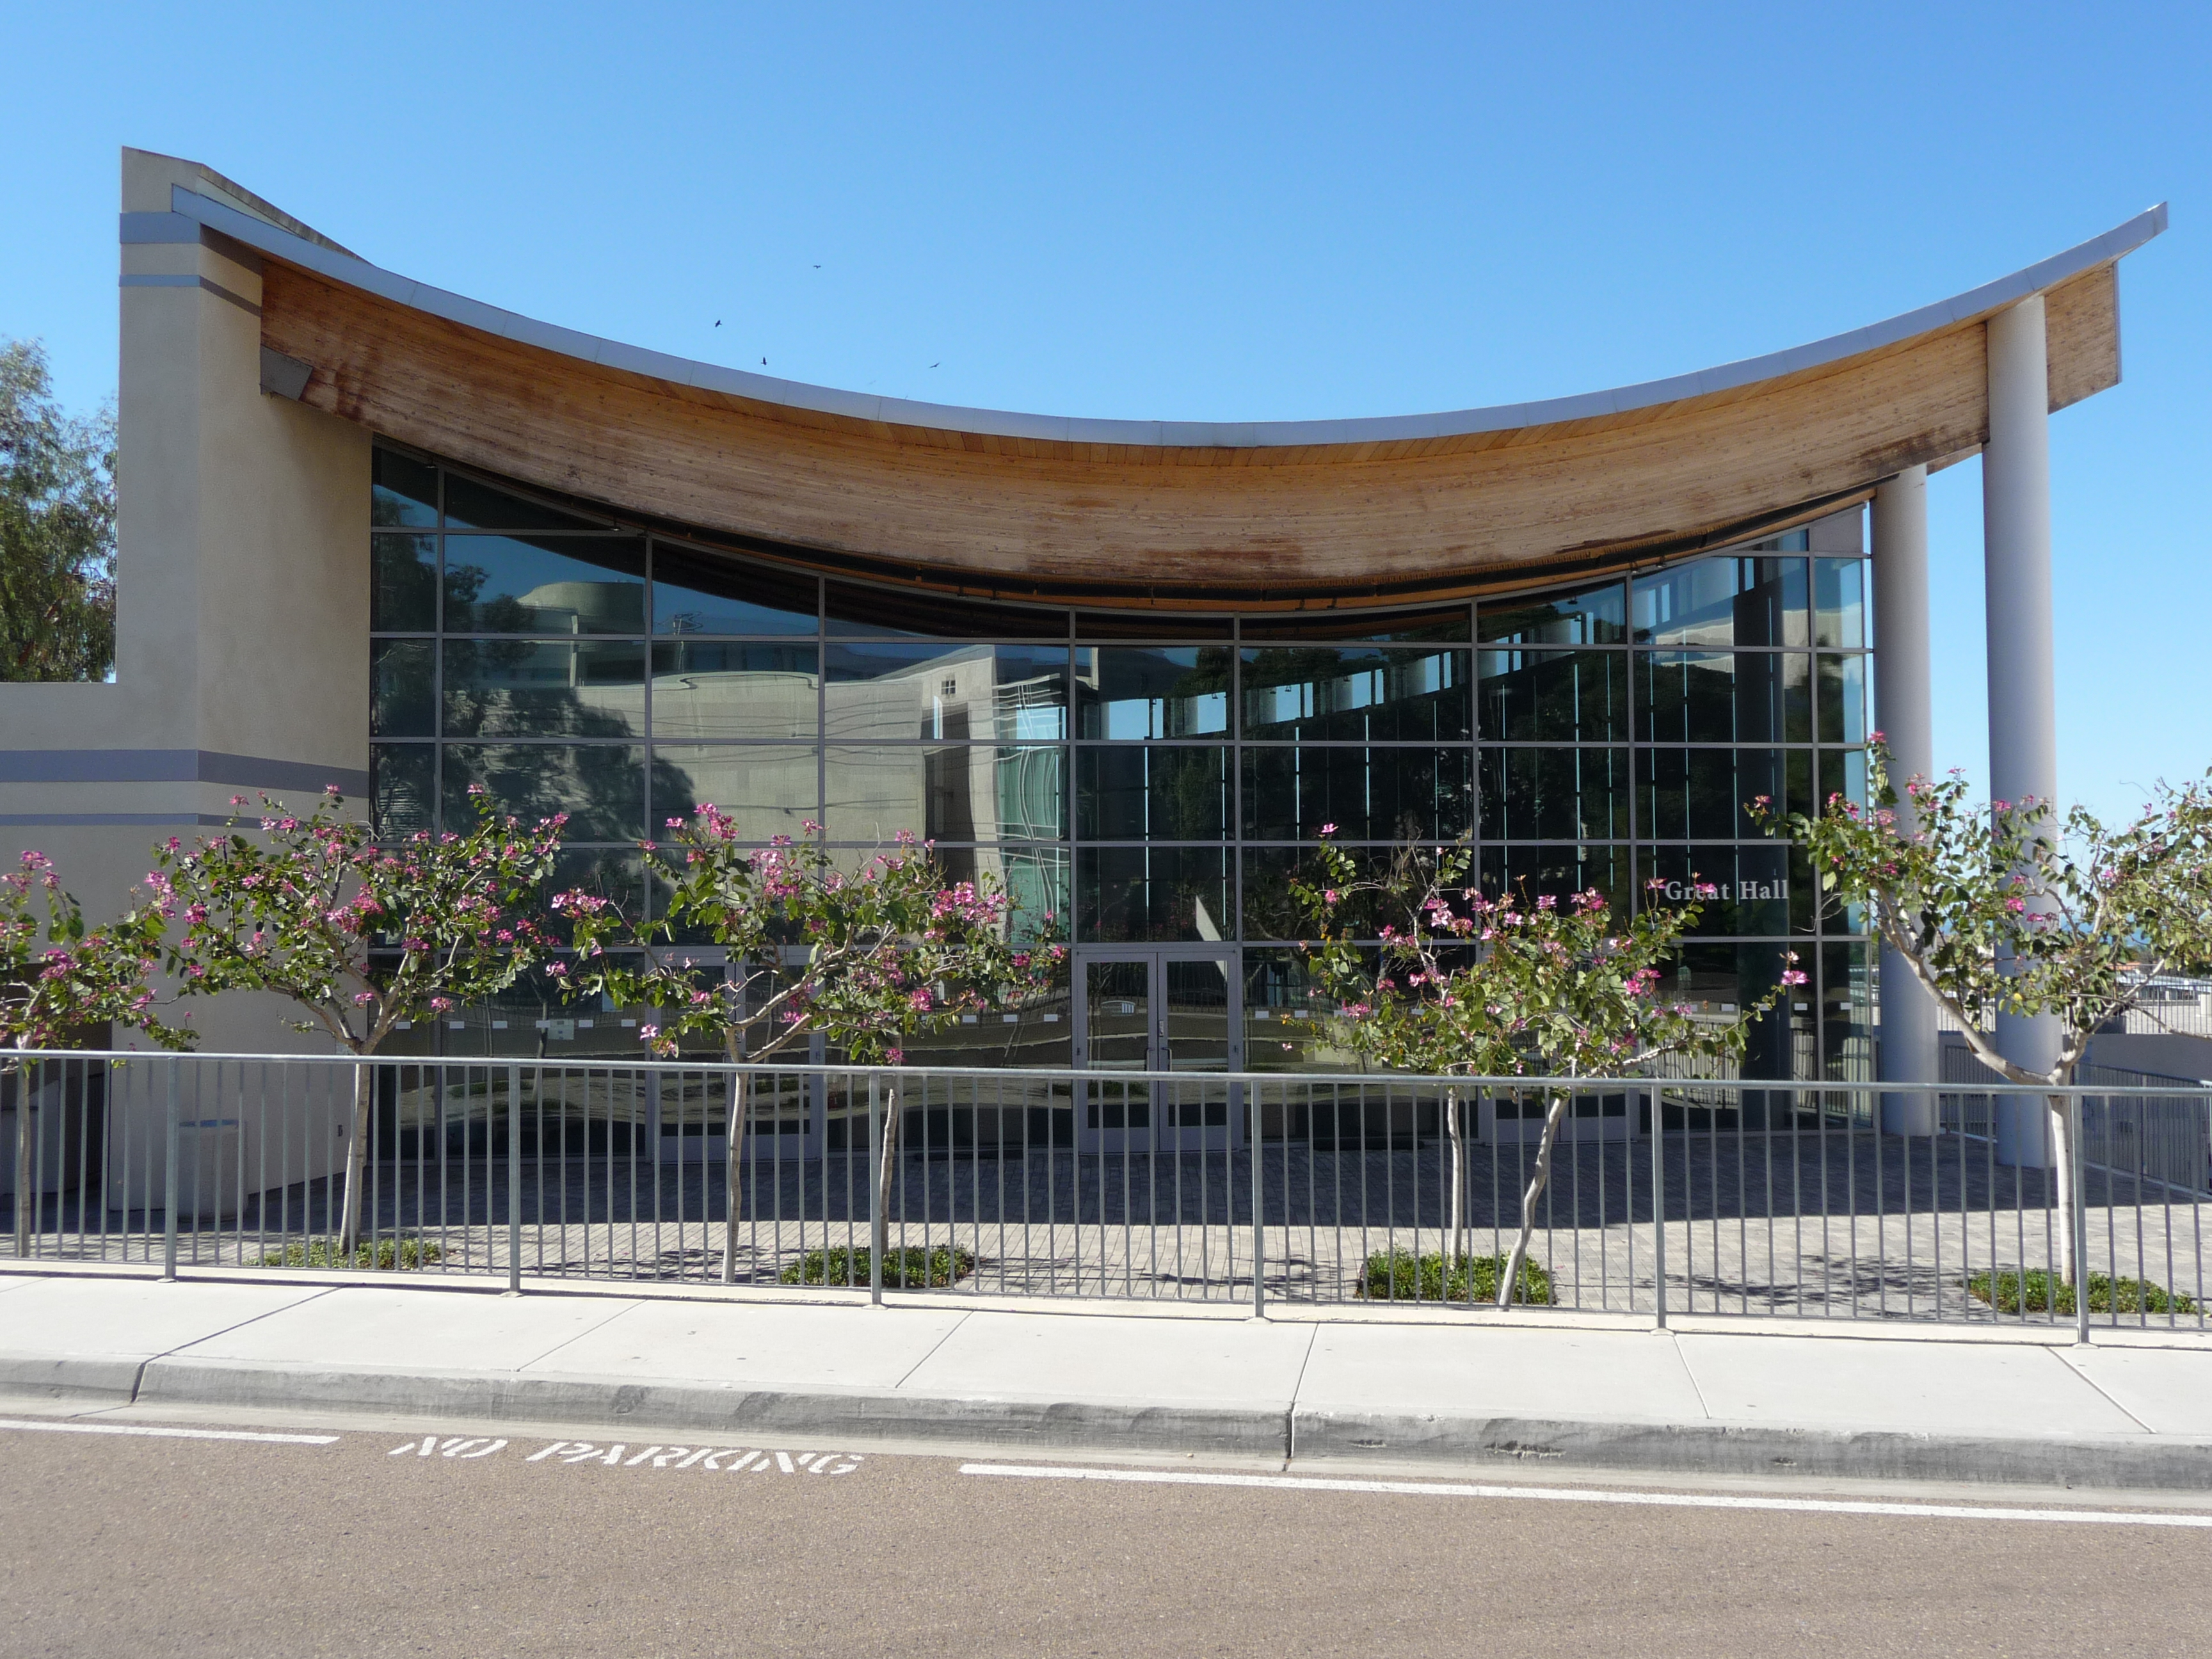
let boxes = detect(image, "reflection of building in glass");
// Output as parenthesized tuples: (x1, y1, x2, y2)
(365, 447, 1876, 1087)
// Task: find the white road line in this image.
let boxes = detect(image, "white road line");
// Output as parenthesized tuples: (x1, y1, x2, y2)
(0, 1418, 339, 1446)
(957, 1463, 2212, 1528)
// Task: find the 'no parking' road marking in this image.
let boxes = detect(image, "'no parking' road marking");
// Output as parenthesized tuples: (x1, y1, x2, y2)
(387, 1435, 863, 1474)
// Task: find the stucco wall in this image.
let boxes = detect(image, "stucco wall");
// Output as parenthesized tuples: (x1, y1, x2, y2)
(1, 149, 370, 1059)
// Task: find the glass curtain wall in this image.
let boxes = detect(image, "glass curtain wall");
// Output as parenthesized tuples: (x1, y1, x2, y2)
(369, 444, 1872, 1084)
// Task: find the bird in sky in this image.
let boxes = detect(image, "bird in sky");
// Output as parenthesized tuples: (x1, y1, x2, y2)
(931, 362, 940, 369)
(713, 320, 721, 328)
(761, 357, 767, 365)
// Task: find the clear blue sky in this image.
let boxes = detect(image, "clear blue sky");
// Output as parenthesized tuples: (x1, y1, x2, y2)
(4, 3, 2204, 821)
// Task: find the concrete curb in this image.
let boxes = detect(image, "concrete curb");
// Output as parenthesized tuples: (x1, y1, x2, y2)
(0, 1353, 2188, 1491)
(1291, 1410, 2212, 1492)
(135, 1357, 1294, 1461)
(0, 1354, 145, 1407)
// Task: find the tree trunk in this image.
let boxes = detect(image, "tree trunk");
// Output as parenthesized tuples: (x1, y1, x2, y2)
(2048, 1092, 2078, 1288)
(873, 1075, 901, 1290)
(336, 1058, 371, 1257)
(1444, 1086, 1465, 1276)
(1498, 1088, 1572, 1309)
(721, 1066, 748, 1285)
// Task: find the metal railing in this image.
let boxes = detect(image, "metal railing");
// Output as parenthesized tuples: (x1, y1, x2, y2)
(4, 1050, 2208, 1334)
(1937, 975, 2212, 1043)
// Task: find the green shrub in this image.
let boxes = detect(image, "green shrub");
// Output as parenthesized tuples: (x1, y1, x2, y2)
(780, 1246, 976, 1288)
(259, 1237, 444, 1270)
(1358, 1249, 1553, 1306)
(1966, 1269, 2197, 1316)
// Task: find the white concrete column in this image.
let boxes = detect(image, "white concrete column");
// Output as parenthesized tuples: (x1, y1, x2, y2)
(1983, 296, 2062, 1166)
(1873, 467, 1939, 1134)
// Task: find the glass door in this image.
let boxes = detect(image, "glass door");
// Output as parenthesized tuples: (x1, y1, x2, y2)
(1073, 948, 1241, 1150)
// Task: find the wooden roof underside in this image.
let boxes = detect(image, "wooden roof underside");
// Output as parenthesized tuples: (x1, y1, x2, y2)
(260, 253, 2121, 611)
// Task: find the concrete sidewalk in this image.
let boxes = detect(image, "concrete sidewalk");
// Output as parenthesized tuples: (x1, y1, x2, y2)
(4, 1269, 2212, 1491)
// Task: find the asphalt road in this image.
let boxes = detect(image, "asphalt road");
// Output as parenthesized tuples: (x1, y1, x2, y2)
(1, 1415, 2206, 1658)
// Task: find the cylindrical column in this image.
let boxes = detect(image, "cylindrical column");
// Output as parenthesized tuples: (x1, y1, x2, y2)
(1873, 468, 1939, 1134)
(1983, 296, 2062, 1166)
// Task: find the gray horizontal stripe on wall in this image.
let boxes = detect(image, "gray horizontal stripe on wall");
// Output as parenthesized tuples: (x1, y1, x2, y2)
(0, 750, 369, 796)
(119, 211, 209, 243)
(0, 814, 239, 828)
(117, 273, 260, 317)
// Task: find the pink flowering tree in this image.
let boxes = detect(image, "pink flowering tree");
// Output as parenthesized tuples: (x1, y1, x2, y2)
(149, 787, 567, 1252)
(1753, 739, 2212, 1284)
(1294, 831, 1799, 1306)
(4, 851, 191, 1245)
(3, 851, 188, 1057)
(558, 808, 1064, 1282)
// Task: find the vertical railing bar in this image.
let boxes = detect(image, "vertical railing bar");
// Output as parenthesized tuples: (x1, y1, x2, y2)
(1875, 1079, 1893, 1327)
(1118, 1071, 1130, 1302)
(1624, 1087, 1637, 1317)
(161, 1064, 179, 1281)
(2197, 1091, 2208, 1329)
(1761, 1086, 1775, 1320)
(1928, 1092, 1942, 1324)
(2006, 1097, 2023, 1328)
(1251, 1074, 1264, 1318)
(1021, 1071, 1033, 1301)
(1735, 1080, 1746, 1318)
(2157, 1109, 2177, 1329)
(552, 1062, 568, 1281)
(506, 1063, 522, 1294)
(1847, 1082, 1863, 1321)
(1596, 1084, 1607, 1313)
(2074, 1096, 2092, 1345)
(1786, 1081, 1802, 1318)
(1823, 1083, 1836, 1317)
(1187, 1076, 1200, 1302)
(868, 1071, 885, 1306)
(1651, 1084, 1667, 1330)
(2131, 1102, 2147, 1330)
(995, 1073, 1008, 1299)
(1950, 1088, 1969, 1324)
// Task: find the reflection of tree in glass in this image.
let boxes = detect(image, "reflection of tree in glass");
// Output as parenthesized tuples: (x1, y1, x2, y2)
(1174, 646, 1233, 698)
(442, 638, 648, 739)
(1158, 748, 1228, 840)
(444, 741, 695, 846)
(442, 559, 497, 632)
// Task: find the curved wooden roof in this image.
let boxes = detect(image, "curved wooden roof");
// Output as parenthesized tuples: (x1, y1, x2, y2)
(172, 180, 2165, 611)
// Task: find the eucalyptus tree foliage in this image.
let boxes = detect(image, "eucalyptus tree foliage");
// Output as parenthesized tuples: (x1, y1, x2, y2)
(149, 787, 567, 1249)
(557, 808, 1064, 1283)
(1, 340, 115, 682)
(1294, 832, 1798, 1307)
(1754, 741, 2212, 1279)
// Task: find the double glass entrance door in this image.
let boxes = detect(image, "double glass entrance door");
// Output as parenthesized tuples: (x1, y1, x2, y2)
(1073, 949, 1241, 1150)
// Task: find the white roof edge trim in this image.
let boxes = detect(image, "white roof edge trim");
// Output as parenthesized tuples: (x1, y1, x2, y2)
(172, 184, 2168, 451)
